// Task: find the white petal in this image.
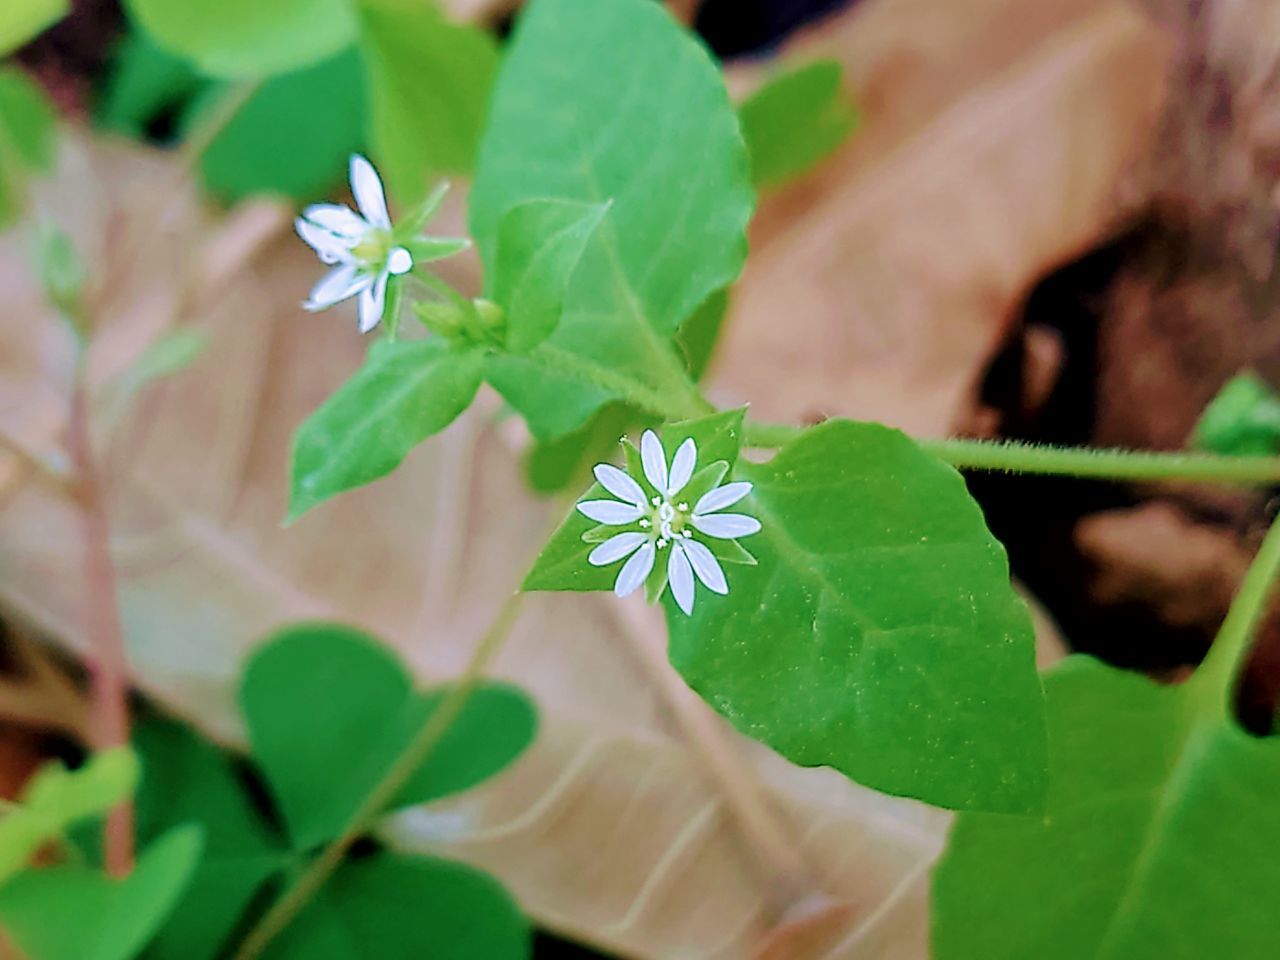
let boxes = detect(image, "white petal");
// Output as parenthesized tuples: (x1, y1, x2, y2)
(295, 217, 352, 264)
(350, 154, 390, 229)
(690, 513, 762, 539)
(589, 532, 646, 566)
(682, 538, 728, 594)
(304, 263, 367, 311)
(614, 542, 655, 597)
(387, 246, 413, 275)
(302, 203, 367, 239)
(577, 500, 643, 525)
(693, 481, 752, 515)
(666, 438, 697, 496)
(668, 542, 695, 615)
(640, 430, 668, 494)
(358, 270, 390, 333)
(593, 464, 647, 507)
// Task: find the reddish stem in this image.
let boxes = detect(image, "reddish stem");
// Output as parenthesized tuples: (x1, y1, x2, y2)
(67, 378, 134, 876)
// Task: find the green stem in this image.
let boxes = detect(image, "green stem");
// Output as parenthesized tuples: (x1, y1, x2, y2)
(529, 343, 706, 422)
(1192, 512, 1280, 713)
(231, 589, 526, 960)
(744, 421, 1280, 486)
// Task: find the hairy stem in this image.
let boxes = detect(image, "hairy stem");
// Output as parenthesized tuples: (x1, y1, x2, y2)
(67, 377, 134, 876)
(744, 421, 1280, 486)
(231, 589, 526, 960)
(529, 342, 707, 422)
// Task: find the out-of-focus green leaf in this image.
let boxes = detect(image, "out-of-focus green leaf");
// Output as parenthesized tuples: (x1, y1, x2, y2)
(0, 66, 57, 227)
(0, 826, 203, 960)
(123, 0, 355, 79)
(357, 0, 499, 204)
(739, 59, 857, 188)
(96, 28, 210, 140)
(0, 0, 67, 57)
(192, 47, 366, 202)
(1192, 371, 1280, 457)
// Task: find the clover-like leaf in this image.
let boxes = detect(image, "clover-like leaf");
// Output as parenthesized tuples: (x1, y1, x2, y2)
(932, 655, 1280, 959)
(241, 623, 537, 850)
(667, 419, 1048, 813)
(470, 0, 753, 440)
(0, 825, 203, 960)
(289, 338, 483, 521)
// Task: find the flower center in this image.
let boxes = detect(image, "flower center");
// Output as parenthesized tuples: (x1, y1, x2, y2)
(351, 230, 393, 269)
(642, 495, 691, 548)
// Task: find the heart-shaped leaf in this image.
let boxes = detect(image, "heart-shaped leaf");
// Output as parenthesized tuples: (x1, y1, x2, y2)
(667, 419, 1048, 813)
(241, 623, 537, 850)
(0, 826, 203, 960)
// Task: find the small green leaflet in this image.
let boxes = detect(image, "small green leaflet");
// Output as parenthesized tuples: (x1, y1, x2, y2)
(241, 622, 537, 850)
(96, 26, 211, 140)
(0, 66, 57, 228)
(739, 59, 857, 189)
(358, 0, 499, 203)
(288, 338, 483, 521)
(667, 419, 1048, 813)
(932, 655, 1280, 960)
(0, 826, 203, 960)
(491, 199, 609, 353)
(0, 0, 67, 57)
(1192, 371, 1280, 457)
(470, 0, 754, 440)
(123, 0, 355, 79)
(262, 853, 530, 959)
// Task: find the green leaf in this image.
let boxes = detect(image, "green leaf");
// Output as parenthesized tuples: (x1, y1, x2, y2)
(288, 338, 483, 521)
(0, 0, 67, 57)
(241, 623, 537, 850)
(739, 59, 857, 189)
(123, 0, 355, 79)
(470, 0, 754, 440)
(1192, 371, 1280, 457)
(491, 199, 610, 353)
(263, 853, 529, 959)
(0, 66, 57, 228)
(133, 720, 286, 960)
(96, 27, 211, 140)
(933, 655, 1280, 959)
(358, 0, 499, 203)
(0, 825, 203, 960)
(192, 48, 366, 202)
(524, 409, 744, 591)
(667, 419, 1047, 813)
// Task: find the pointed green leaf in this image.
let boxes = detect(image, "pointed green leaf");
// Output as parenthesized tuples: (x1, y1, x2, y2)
(96, 27, 210, 140)
(241, 623, 537, 850)
(491, 199, 609, 353)
(739, 59, 857, 189)
(0, 66, 57, 228)
(0, 0, 67, 57)
(358, 0, 499, 203)
(0, 826, 203, 960)
(264, 853, 529, 959)
(289, 338, 483, 521)
(933, 655, 1280, 959)
(666, 419, 1047, 813)
(123, 0, 355, 78)
(470, 0, 753, 439)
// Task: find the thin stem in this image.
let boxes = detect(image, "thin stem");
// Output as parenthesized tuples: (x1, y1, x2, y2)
(529, 343, 705, 423)
(231, 589, 526, 960)
(66, 375, 134, 876)
(1192, 511, 1280, 712)
(743, 421, 1280, 486)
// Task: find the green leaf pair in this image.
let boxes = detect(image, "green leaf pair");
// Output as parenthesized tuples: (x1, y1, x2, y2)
(137, 622, 536, 959)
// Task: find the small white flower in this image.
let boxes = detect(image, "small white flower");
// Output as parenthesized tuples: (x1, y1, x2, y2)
(295, 155, 416, 334)
(578, 430, 761, 615)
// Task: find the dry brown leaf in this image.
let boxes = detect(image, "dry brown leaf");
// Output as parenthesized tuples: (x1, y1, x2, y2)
(711, 0, 1171, 439)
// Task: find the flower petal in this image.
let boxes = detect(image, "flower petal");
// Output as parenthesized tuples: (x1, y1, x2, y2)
(681, 538, 728, 594)
(304, 263, 367, 311)
(387, 246, 413, 275)
(666, 437, 697, 496)
(295, 217, 352, 264)
(577, 500, 643, 525)
(589, 531, 647, 566)
(693, 481, 752, 515)
(690, 513, 762, 539)
(640, 430, 668, 494)
(668, 542, 695, 615)
(614, 542, 656, 597)
(350, 154, 390, 229)
(593, 464, 647, 507)
(302, 203, 367, 239)
(358, 270, 390, 333)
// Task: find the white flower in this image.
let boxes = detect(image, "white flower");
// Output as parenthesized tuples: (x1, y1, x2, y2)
(577, 430, 762, 615)
(295, 155, 415, 334)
